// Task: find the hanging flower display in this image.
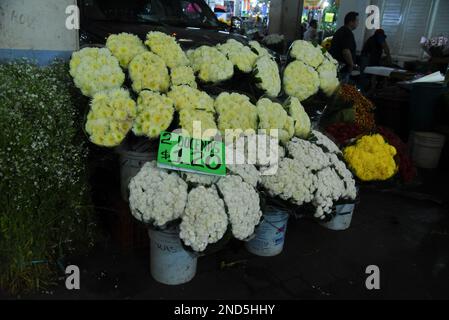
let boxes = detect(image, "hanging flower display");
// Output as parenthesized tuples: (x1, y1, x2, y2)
(129, 52, 170, 93)
(85, 88, 137, 147)
(106, 33, 147, 69)
(69, 47, 125, 97)
(187, 45, 234, 83)
(132, 90, 174, 139)
(145, 31, 189, 69)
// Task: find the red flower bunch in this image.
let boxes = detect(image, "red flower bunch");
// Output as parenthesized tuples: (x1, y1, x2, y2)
(377, 126, 417, 183)
(326, 122, 364, 145)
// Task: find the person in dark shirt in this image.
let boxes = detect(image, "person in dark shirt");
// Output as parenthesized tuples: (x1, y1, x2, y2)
(329, 11, 359, 82)
(361, 29, 392, 66)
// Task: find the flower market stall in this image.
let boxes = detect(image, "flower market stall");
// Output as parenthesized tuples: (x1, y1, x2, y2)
(66, 32, 417, 285)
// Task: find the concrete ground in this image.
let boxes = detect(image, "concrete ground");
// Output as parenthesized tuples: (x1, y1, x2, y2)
(7, 169, 448, 300)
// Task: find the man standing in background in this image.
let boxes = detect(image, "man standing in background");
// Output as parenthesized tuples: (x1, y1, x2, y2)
(329, 12, 360, 83)
(304, 19, 318, 43)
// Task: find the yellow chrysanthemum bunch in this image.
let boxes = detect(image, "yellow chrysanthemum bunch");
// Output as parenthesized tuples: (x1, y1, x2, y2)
(170, 66, 197, 88)
(215, 92, 258, 134)
(290, 40, 325, 68)
(85, 89, 137, 147)
(167, 85, 215, 113)
(257, 98, 295, 143)
(106, 33, 147, 69)
(344, 134, 398, 181)
(283, 60, 320, 101)
(133, 91, 174, 139)
(217, 39, 258, 73)
(129, 52, 170, 93)
(285, 97, 311, 139)
(145, 31, 189, 69)
(69, 48, 125, 97)
(187, 46, 234, 83)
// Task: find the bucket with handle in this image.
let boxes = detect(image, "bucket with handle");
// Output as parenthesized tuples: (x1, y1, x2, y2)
(245, 206, 289, 257)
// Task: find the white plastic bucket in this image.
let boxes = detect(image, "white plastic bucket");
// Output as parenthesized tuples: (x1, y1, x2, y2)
(148, 227, 197, 285)
(245, 207, 289, 257)
(411, 131, 446, 169)
(320, 203, 355, 231)
(118, 150, 156, 201)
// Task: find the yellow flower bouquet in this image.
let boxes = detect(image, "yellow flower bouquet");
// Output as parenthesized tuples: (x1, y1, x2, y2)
(343, 134, 398, 182)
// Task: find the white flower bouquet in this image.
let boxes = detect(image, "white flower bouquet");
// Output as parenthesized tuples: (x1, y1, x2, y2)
(257, 98, 295, 143)
(129, 52, 170, 93)
(170, 66, 197, 89)
(290, 40, 325, 68)
(132, 90, 174, 139)
(217, 39, 258, 73)
(167, 85, 215, 113)
(249, 41, 271, 58)
(187, 45, 234, 83)
(284, 97, 311, 139)
(106, 33, 147, 69)
(253, 55, 281, 98)
(69, 47, 125, 97)
(145, 31, 189, 69)
(85, 88, 136, 147)
(215, 92, 258, 134)
(283, 60, 320, 101)
(129, 161, 188, 227)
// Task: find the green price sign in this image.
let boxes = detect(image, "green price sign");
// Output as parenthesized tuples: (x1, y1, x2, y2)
(157, 131, 226, 176)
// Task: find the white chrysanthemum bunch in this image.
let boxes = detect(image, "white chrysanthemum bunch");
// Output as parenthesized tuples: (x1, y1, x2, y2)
(129, 162, 188, 227)
(290, 40, 324, 68)
(69, 48, 125, 97)
(217, 176, 262, 240)
(283, 60, 320, 101)
(249, 41, 271, 57)
(145, 31, 189, 69)
(217, 39, 258, 73)
(129, 52, 170, 93)
(312, 130, 341, 154)
(179, 186, 228, 252)
(257, 98, 295, 143)
(187, 45, 234, 83)
(317, 58, 339, 96)
(182, 172, 220, 186)
(170, 66, 197, 88)
(106, 33, 147, 69)
(253, 55, 281, 98)
(262, 157, 318, 205)
(262, 135, 356, 220)
(85, 89, 136, 147)
(215, 92, 258, 134)
(168, 85, 215, 112)
(284, 97, 311, 139)
(263, 34, 285, 45)
(132, 90, 174, 139)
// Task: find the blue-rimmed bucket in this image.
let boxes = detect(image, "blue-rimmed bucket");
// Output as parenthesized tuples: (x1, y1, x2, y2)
(245, 207, 289, 257)
(148, 227, 197, 285)
(320, 203, 355, 231)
